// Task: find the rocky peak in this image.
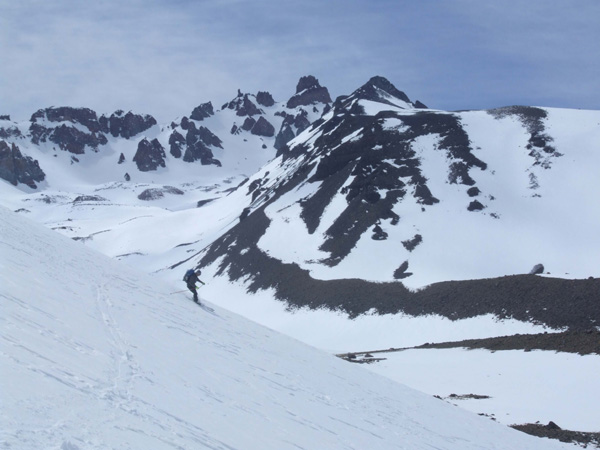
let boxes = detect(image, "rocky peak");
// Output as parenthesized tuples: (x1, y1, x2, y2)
(190, 102, 214, 121)
(256, 91, 275, 107)
(286, 75, 332, 109)
(30, 106, 103, 133)
(340, 76, 419, 110)
(102, 110, 157, 139)
(222, 92, 263, 117)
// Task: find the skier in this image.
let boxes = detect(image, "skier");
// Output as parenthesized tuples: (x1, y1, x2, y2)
(183, 268, 205, 303)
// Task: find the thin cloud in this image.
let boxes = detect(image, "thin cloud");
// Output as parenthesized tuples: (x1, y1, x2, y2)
(1, 0, 598, 122)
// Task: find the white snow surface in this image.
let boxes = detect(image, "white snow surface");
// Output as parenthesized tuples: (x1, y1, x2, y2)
(0, 206, 575, 449)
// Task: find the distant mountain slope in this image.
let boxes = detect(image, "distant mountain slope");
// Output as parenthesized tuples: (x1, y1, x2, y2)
(191, 77, 599, 325)
(2, 206, 572, 450)
(1, 75, 598, 329)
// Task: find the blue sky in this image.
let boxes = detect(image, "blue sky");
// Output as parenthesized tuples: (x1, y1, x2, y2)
(1, 0, 599, 122)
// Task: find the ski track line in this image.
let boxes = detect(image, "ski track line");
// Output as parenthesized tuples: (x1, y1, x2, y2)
(95, 283, 140, 409)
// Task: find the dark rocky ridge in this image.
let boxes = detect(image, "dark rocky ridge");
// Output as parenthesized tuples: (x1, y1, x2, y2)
(198, 207, 599, 330)
(415, 329, 600, 355)
(28, 107, 156, 155)
(511, 423, 600, 448)
(273, 106, 485, 265)
(103, 110, 157, 139)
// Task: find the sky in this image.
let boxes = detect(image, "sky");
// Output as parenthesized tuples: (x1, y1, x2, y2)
(1, 0, 599, 122)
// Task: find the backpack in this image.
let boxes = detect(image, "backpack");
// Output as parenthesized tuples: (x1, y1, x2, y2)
(183, 269, 196, 282)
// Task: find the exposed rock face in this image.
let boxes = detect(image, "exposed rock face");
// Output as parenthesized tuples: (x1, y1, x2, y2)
(274, 110, 312, 149)
(0, 117, 22, 139)
(529, 263, 545, 275)
(133, 138, 166, 172)
(183, 124, 222, 166)
(349, 76, 414, 107)
(274, 124, 295, 150)
(250, 116, 275, 137)
(190, 102, 214, 121)
(29, 107, 108, 154)
(0, 141, 45, 188)
(223, 91, 263, 117)
(256, 91, 275, 107)
(49, 124, 108, 154)
(286, 75, 332, 108)
(168, 130, 185, 158)
(30, 106, 103, 132)
(103, 110, 157, 139)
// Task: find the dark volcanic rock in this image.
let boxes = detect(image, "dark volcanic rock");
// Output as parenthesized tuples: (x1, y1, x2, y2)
(0, 141, 46, 188)
(529, 263, 545, 275)
(274, 124, 296, 150)
(350, 76, 414, 107)
(467, 200, 485, 211)
(29, 107, 108, 153)
(242, 117, 256, 131)
(183, 124, 222, 166)
(417, 329, 600, 355)
(393, 261, 413, 279)
(251, 116, 275, 137)
(0, 120, 22, 139)
(223, 91, 263, 117)
(168, 130, 185, 158)
(30, 106, 103, 132)
(73, 195, 108, 203)
(138, 186, 184, 200)
(190, 102, 214, 121)
(287, 76, 332, 109)
(49, 124, 108, 154)
(105, 110, 157, 139)
(198, 208, 600, 329)
(256, 91, 275, 107)
(133, 138, 166, 172)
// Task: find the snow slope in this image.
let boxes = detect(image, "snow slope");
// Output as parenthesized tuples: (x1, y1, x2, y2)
(0, 206, 574, 449)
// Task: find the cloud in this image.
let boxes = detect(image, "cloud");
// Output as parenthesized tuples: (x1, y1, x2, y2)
(1, 0, 598, 122)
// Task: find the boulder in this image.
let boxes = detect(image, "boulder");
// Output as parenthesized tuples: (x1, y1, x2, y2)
(529, 264, 545, 275)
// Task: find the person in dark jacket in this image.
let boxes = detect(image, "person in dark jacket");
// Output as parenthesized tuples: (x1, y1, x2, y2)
(184, 269, 205, 303)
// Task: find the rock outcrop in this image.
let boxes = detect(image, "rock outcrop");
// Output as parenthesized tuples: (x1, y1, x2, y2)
(190, 102, 214, 121)
(101, 110, 157, 139)
(0, 141, 45, 188)
(286, 75, 332, 109)
(133, 138, 166, 172)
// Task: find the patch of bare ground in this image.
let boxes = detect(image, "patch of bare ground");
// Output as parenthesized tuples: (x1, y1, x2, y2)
(416, 329, 600, 355)
(511, 422, 600, 449)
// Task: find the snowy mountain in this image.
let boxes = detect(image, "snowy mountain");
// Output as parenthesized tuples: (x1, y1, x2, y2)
(1, 206, 577, 449)
(1, 75, 599, 446)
